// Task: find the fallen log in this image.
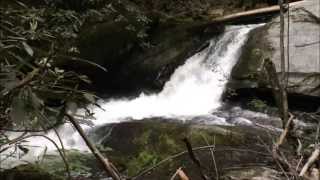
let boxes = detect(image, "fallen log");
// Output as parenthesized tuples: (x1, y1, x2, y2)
(210, 0, 304, 23)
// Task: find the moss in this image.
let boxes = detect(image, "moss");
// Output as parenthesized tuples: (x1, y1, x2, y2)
(232, 27, 267, 80)
(248, 98, 268, 112)
(189, 126, 244, 146)
(3, 120, 274, 179)
(97, 119, 266, 179)
(133, 129, 152, 146)
(229, 23, 275, 93)
(158, 134, 180, 152)
(126, 150, 160, 176)
(39, 150, 97, 178)
(0, 164, 64, 180)
(124, 122, 187, 175)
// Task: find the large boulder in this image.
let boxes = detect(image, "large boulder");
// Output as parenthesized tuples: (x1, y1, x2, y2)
(90, 118, 277, 179)
(230, 0, 320, 99)
(0, 119, 280, 179)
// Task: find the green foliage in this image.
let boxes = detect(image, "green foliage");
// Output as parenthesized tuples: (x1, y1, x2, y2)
(0, 1, 99, 132)
(0, 1, 154, 176)
(127, 150, 159, 176)
(248, 98, 268, 112)
(125, 129, 181, 176)
(0, 3, 99, 172)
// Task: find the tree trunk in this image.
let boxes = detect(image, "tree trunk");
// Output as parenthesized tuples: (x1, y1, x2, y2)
(278, 0, 289, 128)
(263, 58, 282, 110)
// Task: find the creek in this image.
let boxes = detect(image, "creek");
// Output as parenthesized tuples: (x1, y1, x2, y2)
(2, 24, 278, 170)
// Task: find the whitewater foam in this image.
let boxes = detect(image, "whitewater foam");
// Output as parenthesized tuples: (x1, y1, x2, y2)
(88, 25, 262, 124)
(0, 24, 264, 168)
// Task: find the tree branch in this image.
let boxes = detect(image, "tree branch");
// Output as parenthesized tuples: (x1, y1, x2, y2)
(65, 113, 122, 180)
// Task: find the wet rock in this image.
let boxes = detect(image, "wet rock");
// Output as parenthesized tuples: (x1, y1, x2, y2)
(0, 150, 106, 180)
(90, 119, 276, 179)
(0, 118, 283, 179)
(0, 164, 64, 180)
(112, 23, 223, 92)
(77, 7, 224, 93)
(230, 0, 320, 98)
(74, 0, 275, 94)
(221, 167, 282, 180)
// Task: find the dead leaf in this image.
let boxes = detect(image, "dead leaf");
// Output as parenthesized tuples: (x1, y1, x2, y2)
(22, 41, 34, 57)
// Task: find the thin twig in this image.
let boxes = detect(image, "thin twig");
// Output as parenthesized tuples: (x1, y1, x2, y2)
(1, 68, 39, 96)
(296, 156, 303, 172)
(170, 167, 182, 180)
(274, 113, 294, 148)
(182, 138, 209, 180)
(8, 134, 71, 178)
(131, 146, 269, 180)
(299, 147, 320, 177)
(0, 132, 27, 147)
(52, 127, 67, 162)
(201, 135, 219, 180)
(258, 136, 291, 180)
(56, 55, 108, 73)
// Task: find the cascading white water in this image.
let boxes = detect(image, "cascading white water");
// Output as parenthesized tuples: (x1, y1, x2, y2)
(89, 25, 260, 124)
(1, 24, 263, 168)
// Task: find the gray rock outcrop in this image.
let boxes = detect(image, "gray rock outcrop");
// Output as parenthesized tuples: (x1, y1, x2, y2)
(231, 0, 320, 97)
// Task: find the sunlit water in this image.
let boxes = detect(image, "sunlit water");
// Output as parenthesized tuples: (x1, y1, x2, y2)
(1, 24, 265, 169)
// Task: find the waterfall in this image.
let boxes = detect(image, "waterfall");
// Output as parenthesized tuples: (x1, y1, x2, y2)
(88, 25, 261, 124)
(0, 24, 263, 168)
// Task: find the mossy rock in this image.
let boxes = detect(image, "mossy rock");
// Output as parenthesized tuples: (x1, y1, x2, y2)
(0, 164, 64, 180)
(230, 25, 272, 89)
(1, 119, 277, 179)
(91, 118, 274, 179)
(39, 150, 98, 178)
(0, 150, 102, 180)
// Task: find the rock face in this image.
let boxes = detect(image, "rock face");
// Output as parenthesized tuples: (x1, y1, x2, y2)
(230, 0, 320, 98)
(221, 167, 282, 180)
(0, 119, 280, 179)
(90, 119, 276, 179)
(76, 0, 276, 94)
(79, 1, 222, 92)
(77, 0, 223, 93)
(0, 165, 64, 180)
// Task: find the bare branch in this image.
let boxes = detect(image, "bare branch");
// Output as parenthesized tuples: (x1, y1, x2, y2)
(201, 135, 219, 180)
(65, 113, 122, 180)
(299, 147, 320, 177)
(7, 134, 71, 178)
(274, 113, 294, 148)
(182, 138, 209, 180)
